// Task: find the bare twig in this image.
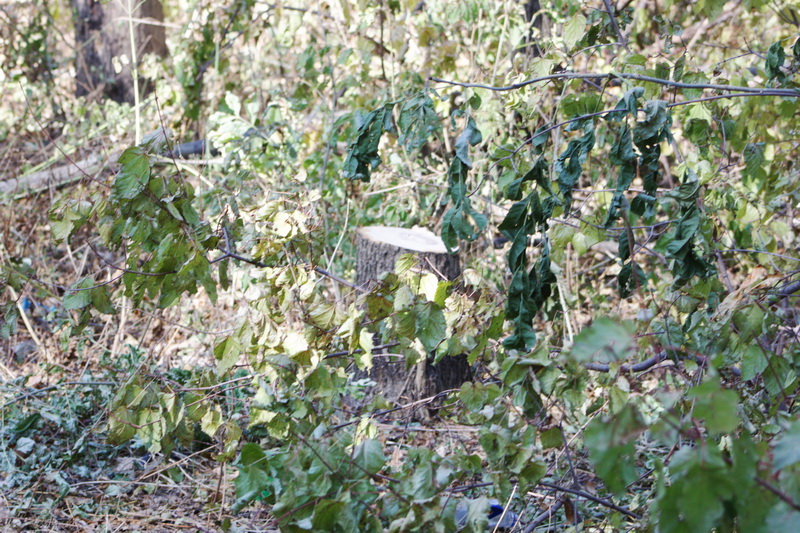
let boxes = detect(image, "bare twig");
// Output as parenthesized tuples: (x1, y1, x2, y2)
(430, 72, 800, 97)
(327, 389, 458, 432)
(720, 248, 800, 263)
(324, 342, 401, 359)
(755, 477, 800, 512)
(582, 352, 668, 373)
(216, 227, 365, 292)
(19, 83, 111, 189)
(537, 481, 641, 519)
(2, 381, 117, 409)
(523, 497, 565, 533)
(602, 0, 630, 52)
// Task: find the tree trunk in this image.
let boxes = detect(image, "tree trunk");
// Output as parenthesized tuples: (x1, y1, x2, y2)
(72, 0, 167, 104)
(355, 226, 471, 409)
(522, 0, 546, 57)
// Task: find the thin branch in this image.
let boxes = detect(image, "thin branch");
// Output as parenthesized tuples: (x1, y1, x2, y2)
(523, 497, 565, 533)
(602, 0, 630, 52)
(314, 266, 365, 292)
(63, 273, 125, 292)
(446, 479, 640, 520)
(327, 389, 458, 432)
(3, 381, 117, 408)
(216, 227, 365, 293)
(87, 241, 173, 277)
(537, 481, 641, 519)
(19, 82, 111, 189)
(720, 248, 800, 263)
(324, 342, 401, 359)
(468, 91, 794, 199)
(755, 477, 800, 512)
(582, 352, 668, 373)
(430, 72, 800, 96)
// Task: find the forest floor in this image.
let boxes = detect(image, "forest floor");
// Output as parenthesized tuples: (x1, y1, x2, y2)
(0, 180, 282, 531)
(0, 191, 491, 532)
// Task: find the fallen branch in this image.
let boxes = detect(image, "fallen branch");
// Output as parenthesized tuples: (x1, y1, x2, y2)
(0, 150, 118, 196)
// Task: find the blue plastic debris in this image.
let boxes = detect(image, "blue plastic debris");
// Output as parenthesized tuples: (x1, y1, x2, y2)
(455, 498, 519, 530)
(19, 297, 59, 323)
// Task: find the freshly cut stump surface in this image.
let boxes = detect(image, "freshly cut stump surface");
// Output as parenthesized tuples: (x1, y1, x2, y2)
(355, 226, 461, 288)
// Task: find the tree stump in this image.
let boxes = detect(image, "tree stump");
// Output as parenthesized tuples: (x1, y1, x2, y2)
(355, 226, 471, 409)
(73, 0, 167, 103)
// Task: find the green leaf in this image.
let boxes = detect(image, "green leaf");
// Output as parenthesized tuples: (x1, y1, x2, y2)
(1, 303, 20, 339)
(539, 427, 562, 449)
(283, 331, 309, 357)
(584, 405, 645, 494)
(356, 328, 374, 370)
(313, 500, 357, 531)
(415, 302, 446, 352)
(688, 380, 739, 435)
(201, 406, 223, 437)
(618, 261, 645, 298)
(673, 55, 685, 81)
(733, 305, 765, 340)
(234, 443, 271, 510)
(107, 407, 136, 445)
(765, 41, 785, 82)
(454, 116, 482, 168)
(90, 285, 116, 314)
(570, 318, 635, 363)
(343, 103, 395, 181)
(743, 143, 766, 183)
(741, 345, 768, 381)
(463, 497, 490, 532)
(773, 421, 800, 471)
(114, 147, 151, 199)
(563, 12, 587, 50)
(653, 445, 734, 532)
(634, 100, 671, 144)
(460, 382, 487, 412)
(13, 413, 41, 434)
(214, 335, 241, 374)
(556, 121, 595, 209)
(397, 92, 441, 152)
(50, 203, 88, 243)
(63, 277, 94, 310)
(468, 92, 481, 110)
(353, 438, 385, 475)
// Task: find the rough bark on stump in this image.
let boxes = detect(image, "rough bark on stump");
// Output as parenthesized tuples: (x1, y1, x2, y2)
(355, 226, 471, 407)
(73, 0, 167, 103)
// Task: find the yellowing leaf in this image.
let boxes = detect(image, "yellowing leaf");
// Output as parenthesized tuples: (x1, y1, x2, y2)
(356, 328, 374, 371)
(283, 331, 309, 357)
(201, 406, 223, 437)
(563, 13, 587, 51)
(418, 273, 439, 302)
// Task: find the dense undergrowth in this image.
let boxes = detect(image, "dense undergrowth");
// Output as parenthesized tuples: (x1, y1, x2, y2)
(2, 1, 800, 531)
